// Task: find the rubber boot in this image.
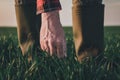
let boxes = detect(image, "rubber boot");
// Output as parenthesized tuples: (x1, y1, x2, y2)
(15, 0, 41, 61)
(72, 1, 105, 62)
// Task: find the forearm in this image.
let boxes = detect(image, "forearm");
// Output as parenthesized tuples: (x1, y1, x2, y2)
(41, 11, 62, 34)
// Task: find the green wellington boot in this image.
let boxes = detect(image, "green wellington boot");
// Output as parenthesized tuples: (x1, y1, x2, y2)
(72, 3, 105, 62)
(15, 0, 41, 61)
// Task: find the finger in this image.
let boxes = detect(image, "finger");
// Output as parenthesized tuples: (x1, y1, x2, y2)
(56, 42, 64, 58)
(48, 39, 56, 56)
(40, 40, 45, 51)
(44, 40, 50, 53)
(63, 40, 67, 57)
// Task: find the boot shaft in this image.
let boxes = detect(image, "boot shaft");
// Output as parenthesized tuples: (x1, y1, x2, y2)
(72, 0, 103, 6)
(15, 0, 36, 5)
(81, 4, 105, 51)
(15, 1, 41, 55)
(72, 4, 105, 58)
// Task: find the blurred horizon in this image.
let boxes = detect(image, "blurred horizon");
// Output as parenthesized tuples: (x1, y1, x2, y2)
(0, 0, 120, 27)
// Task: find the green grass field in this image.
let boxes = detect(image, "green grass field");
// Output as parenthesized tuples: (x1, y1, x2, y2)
(0, 27, 120, 80)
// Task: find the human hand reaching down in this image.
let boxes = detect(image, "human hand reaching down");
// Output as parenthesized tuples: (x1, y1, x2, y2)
(40, 11, 67, 58)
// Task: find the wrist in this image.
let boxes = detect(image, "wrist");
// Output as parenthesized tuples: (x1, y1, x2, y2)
(41, 10, 62, 33)
(41, 10, 61, 23)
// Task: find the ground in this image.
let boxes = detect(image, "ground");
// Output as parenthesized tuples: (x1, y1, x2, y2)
(0, 27, 120, 80)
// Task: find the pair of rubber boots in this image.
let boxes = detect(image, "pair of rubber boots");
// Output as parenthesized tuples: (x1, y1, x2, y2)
(15, 1, 105, 62)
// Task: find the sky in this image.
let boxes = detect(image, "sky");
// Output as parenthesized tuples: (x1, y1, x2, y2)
(0, 0, 120, 27)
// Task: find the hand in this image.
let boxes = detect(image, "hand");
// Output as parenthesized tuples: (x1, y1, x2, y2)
(40, 11, 67, 58)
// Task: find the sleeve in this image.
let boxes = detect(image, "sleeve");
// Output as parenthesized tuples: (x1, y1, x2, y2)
(37, 0, 62, 14)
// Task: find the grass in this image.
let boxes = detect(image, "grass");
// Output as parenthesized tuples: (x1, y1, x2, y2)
(0, 27, 120, 80)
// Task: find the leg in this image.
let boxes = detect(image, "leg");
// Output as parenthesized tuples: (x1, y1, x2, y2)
(15, 0, 41, 61)
(72, 0, 104, 62)
(81, 0, 102, 5)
